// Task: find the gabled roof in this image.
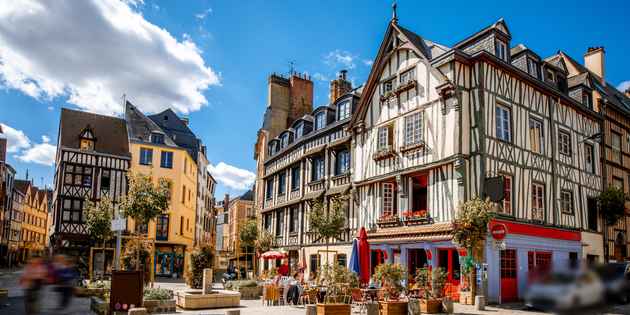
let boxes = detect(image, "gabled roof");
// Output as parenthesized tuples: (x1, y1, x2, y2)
(124, 101, 178, 147)
(59, 108, 130, 157)
(14, 179, 30, 194)
(510, 44, 541, 60)
(453, 18, 511, 49)
(148, 109, 201, 162)
(543, 54, 568, 73)
(567, 72, 591, 89)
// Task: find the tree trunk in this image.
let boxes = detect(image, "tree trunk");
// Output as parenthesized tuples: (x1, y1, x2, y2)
(102, 239, 106, 280)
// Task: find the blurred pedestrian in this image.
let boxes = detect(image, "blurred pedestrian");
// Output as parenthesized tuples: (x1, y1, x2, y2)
(54, 255, 77, 310)
(19, 255, 47, 314)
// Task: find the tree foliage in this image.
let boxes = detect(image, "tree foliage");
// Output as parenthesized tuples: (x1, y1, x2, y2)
(309, 195, 347, 243)
(120, 172, 171, 227)
(186, 246, 213, 289)
(255, 229, 275, 253)
(319, 263, 358, 303)
(374, 263, 405, 297)
(239, 219, 258, 249)
(84, 196, 114, 245)
(599, 186, 627, 225)
(452, 197, 494, 250)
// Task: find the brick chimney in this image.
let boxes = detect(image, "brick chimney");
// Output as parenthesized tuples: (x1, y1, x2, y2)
(0, 124, 6, 163)
(223, 193, 230, 212)
(330, 70, 352, 104)
(584, 47, 605, 83)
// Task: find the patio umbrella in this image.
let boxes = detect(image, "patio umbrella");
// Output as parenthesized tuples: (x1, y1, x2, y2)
(349, 238, 360, 274)
(358, 227, 370, 284)
(261, 250, 287, 260)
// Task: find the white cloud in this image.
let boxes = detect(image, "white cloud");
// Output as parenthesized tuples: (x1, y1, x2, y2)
(207, 162, 255, 191)
(195, 8, 212, 20)
(0, 123, 31, 153)
(324, 50, 356, 70)
(312, 73, 329, 82)
(47, 106, 54, 111)
(0, 0, 220, 116)
(17, 135, 56, 166)
(618, 81, 630, 92)
(362, 59, 373, 66)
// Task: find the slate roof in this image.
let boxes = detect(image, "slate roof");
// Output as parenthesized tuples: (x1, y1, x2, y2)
(453, 18, 511, 49)
(148, 109, 201, 162)
(14, 179, 30, 194)
(59, 108, 130, 157)
(396, 24, 449, 60)
(567, 72, 590, 88)
(124, 101, 177, 147)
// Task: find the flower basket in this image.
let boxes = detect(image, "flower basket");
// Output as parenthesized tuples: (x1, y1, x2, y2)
(373, 147, 396, 161)
(316, 303, 351, 315)
(420, 298, 442, 314)
(402, 210, 431, 226)
(379, 300, 408, 315)
(376, 215, 401, 228)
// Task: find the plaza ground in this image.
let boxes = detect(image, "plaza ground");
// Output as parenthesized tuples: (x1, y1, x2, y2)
(2, 268, 630, 314)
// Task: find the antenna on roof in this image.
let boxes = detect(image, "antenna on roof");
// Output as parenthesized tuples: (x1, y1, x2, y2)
(289, 60, 296, 75)
(391, 1, 398, 24)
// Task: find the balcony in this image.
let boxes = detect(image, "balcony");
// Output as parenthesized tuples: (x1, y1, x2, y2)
(289, 189, 301, 200)
(331, 173, 351, 187)
(373, 145, 396, 161)
(307, 180, 325, 193)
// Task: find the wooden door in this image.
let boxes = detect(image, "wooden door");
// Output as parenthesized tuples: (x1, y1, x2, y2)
(438, 248, 460, 300)
(500, 249, 518, 303)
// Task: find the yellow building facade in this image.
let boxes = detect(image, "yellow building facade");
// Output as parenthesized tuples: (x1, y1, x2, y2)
(15, 180, 48, 258)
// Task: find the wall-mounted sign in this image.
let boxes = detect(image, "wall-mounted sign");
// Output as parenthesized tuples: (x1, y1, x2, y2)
(490, 223, 507, 240)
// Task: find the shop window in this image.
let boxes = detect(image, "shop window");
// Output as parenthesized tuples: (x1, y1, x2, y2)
(136, 222, 148, 235)
(528, 251, 552, 280)
(407, 249, 428, 278)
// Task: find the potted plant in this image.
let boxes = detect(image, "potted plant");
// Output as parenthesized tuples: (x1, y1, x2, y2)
(316, 264, 357, 315)
(374, 263, 407, 315)
(413, 267, 447, 314)
(143, 287, 176, 313)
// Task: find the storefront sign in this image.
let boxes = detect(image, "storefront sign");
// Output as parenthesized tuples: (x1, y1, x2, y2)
(490, 223, 507, 240)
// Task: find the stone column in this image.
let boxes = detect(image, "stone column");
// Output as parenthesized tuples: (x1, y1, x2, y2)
(203, 268, 213, 294)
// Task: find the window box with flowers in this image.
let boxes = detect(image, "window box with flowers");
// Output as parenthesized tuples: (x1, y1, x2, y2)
(376, 214, 401, 228)
(402, 210, 432, 226)
(373, 145, 396, 161)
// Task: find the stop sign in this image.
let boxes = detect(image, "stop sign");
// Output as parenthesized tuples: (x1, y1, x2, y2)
(490, 223, 507, 240)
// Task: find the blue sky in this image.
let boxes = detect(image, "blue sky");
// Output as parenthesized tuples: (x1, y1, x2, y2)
(0, 0, 629, 198)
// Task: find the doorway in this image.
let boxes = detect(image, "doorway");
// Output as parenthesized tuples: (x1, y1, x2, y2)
(500, 249, 518, 302)
(437, 248, 460, 300)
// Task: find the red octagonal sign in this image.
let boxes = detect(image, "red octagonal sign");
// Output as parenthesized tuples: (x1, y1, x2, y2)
(490, 223, 507, 240)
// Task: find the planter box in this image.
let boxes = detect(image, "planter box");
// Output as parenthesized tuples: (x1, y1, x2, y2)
(316, 303, 351, 315)
(459, 291, 473, 305)
(143, 299, 176, 313)
(175, 289, 240, 310)
(90, 296, 109, 315)
(420, 299, 442, 314)
(379, 301, 408, 315)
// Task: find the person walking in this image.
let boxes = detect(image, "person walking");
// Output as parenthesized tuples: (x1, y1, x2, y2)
(19, 255, 47, 314)
(54, 255, 77, 310)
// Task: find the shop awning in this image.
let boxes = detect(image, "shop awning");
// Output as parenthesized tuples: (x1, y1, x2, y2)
(367, 222, 453, 244)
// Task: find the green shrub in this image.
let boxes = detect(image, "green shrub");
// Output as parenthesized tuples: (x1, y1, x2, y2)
(186, 246, 213, 289)
(143, 288, 173, 301)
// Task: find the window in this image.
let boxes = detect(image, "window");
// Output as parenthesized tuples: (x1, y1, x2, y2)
(268, 142, 276, 155)
(151, 133, 164, 144)
(382, 182, 396, 216)
(290, 166, 301, 191)
(404, 112, 423, 146)
(532, 183, 545, 221)
(558, 130, 572, 156)
(278, 173, 286, 195)
(496, 104, 512, 142)
(80, 139, 94, 151)
(61, 198, 83, 224)
(180, 216, 184, 235)
(336, 254, 347, 267)
(64, 164, 92, 187)
(587, 198, 598, 231)
(560, 190, 574, 214)
(181, 185, 186, 203)
(337, 101, 350, 121)
(613, 176, 624, 190)
(156, 214, 169, 241)
(582, 92, 592, 109)
(160, 151, 173, 168)
(585, 143, 595, 174)
(100, 169, 111, 191)
(527, 58, 538, 78)
(495, 40, 507, 61)
(265, 178, 274, 199)
(501, 175, 512, 215)
(289, 206, 298, 233)
(281, 133, 290, 148)
(335, 150, 350, 175)
(264, 213, 272, 231)
(295, 123, 304, 138)
(276, 210, 284, 236)
(545, 69, 555, 83)
(310, 254, 319, 274)
(529, 117, 544, 154)
(315, 112, 326, 130)
(378, 124, 394, 151)
(557, 75, 568, 93)
(311, 156, 324, 181)
(382, 79, 394, 94)
(612, 131, 622, 163)
(139, 148, 153, 165)
(399, 67, 416, 85)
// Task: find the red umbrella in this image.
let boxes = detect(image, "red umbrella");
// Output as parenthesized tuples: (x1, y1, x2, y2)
(261, 250, 287, 260)
(358, 227, 370, 284)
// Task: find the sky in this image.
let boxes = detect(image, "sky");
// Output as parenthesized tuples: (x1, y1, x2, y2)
(0, 0, 629, 198)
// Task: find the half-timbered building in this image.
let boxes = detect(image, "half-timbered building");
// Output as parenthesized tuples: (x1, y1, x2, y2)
(350, 11, 603, 303)
(259, 71, 360, 278)
(51, 109, 130, 260)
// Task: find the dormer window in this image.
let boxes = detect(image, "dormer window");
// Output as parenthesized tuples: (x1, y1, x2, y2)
(582, 91, 592, 109)
(315, 112, 326, 130)
(151, 132, 165, 145)
(545, 69, 555, 83)
(557, 75, 568, 93)
(295, 123, 304, 138)
(79, 128, 95, 151)
(495, 40, 507, 61)
(280, 133, 290, 148)
(527, 58, 538, 78)
(337, 101, 350, 121)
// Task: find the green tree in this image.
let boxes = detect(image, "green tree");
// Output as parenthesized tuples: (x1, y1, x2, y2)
(186, 246, 213, 289)
(239, 219, 258, 279)
(309, 195, 347, 265)
(85, 196, 114, 280)
(120, 172, 171, 270)
(255, 229, 275, 253)
(598, 186, 627, 225)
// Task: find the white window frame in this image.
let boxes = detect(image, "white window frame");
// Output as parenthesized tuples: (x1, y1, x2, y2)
(529, 117, 544, 154)
(560, 190, 574, 214)
(496, 104, 512, 142)
(399, 67, 416, 85)
(501, 174, 513, 215)
(337, 101, 350, 121)
(382, 80, 394, 94)
(558, 130, 572, 156)
(382, 182, 395, 216)
(496, 40, 507, 61)
(585, 143, 595, 174)
(404, 112, 423, 146)
(315, 112, 326, 130)
(532, 183, 545, 220)
(378, 125, 393, 151)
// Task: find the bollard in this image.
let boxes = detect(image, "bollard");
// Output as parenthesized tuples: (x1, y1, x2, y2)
(306, 304, 317, 315)
(474, 295, 486, 311)
(203, 268, 214, 294)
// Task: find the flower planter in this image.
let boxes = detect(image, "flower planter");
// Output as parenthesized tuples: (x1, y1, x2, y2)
(419, 299, 442, 314)
(407, 298, 421, 315)
(379, 300, 408, 315)
(316, 303, 351, 315)
(143, 298, 176, 313)
(376, 216, 401, 228)
(459, 290, 474, 305)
